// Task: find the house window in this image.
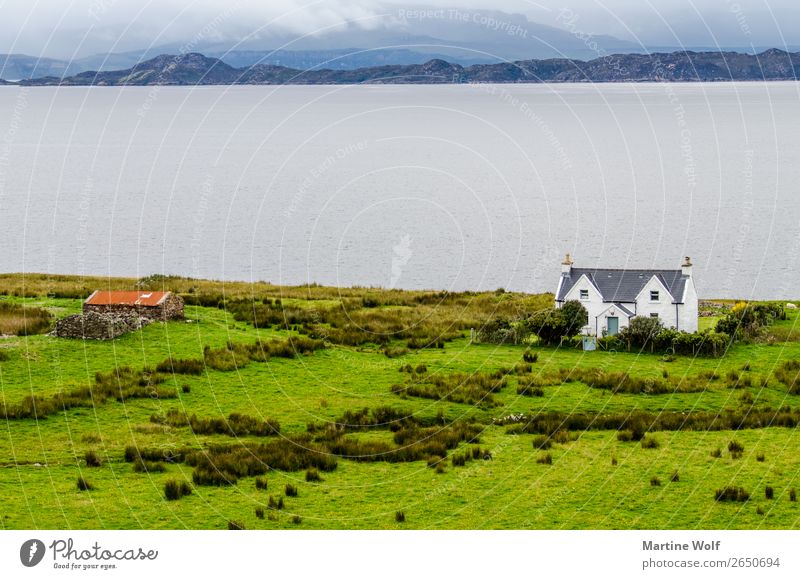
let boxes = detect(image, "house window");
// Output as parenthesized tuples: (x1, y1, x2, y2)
(650, 290, 659, 301)
(650, 313, 659, 318)
(580, 289, 589, 300)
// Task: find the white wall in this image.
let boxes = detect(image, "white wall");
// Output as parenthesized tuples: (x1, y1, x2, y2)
(634, 276, 679, 328)
(559, 274, 605, 335)
(679, 277, 699, 332)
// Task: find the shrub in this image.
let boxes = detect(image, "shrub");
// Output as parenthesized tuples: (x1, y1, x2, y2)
(395, 511, 406, 523)
(532, 435, 552, 450)
(255, 507, 264, 519)
(523, 350, 538, 363)
(766, 486, 774, 500)
(84, 450, 102, 467)
(611, 456, 618, 466)
(291, 515, 302, 525)
(182, 384, 191, 393)
(714, 486, 750, 502)
(156, 357, 204, 375)
(670, 471, 680, 482)
(617, 430, 634, 442)
(728, 440, 744, 458)
(0, 302, 53, 336)
(790, 489, 797, 502)
(415, 364, 428, 374)
(536, 453, 553, 465)
(285, 483, 298, 497)
(227, 520, 246, 530)
(757, 506, 765, 515)
(641, 436, 660, 449)
(255, 477, 268, 490)
(77, 476, 94, 491)
(774, 359, 800, 393)
(133, 459, 166, 473)
(164, 479, 192, 501)
(650, 477, 661, 487)
(268, 496, 285, 510)
(756, 453, 765, 462)
(711, 447, 722, 458)
(305, 468, 322, 482)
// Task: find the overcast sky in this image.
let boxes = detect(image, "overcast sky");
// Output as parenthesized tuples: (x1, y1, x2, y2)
(1, 0, 797, 58)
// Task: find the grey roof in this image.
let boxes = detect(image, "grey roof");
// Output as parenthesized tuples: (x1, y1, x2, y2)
(556, 268, 689, 304)
(613, 303, 636, 317)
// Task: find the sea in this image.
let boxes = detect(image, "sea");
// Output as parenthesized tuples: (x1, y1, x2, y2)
(1, 81, 799, 299)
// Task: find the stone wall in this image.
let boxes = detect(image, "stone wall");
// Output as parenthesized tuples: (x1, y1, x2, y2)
(83, 293, 184, 321)
(52, 311, 152, 340)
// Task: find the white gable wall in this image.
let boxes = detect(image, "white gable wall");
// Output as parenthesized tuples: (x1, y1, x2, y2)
(558, 274, 605, 334)
(679, 277, 699, 332)
(634, 276, 679, 328)
(595, 303, 633, 336)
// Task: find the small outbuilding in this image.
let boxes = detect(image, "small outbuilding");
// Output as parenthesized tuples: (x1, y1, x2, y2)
(83, 291, 184, 321)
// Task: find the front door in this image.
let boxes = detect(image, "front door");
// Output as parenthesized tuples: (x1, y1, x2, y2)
(607, 317, 619, 336)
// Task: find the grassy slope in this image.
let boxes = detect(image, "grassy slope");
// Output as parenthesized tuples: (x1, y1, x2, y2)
(1, 282, 800, 530)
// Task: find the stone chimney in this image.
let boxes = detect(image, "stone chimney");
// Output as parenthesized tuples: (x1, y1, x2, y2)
(681, 256, 693, 277)
(562, 253, 574, 275)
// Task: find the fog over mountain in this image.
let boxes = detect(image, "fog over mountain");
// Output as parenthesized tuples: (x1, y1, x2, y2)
(1, 1, 798, 79)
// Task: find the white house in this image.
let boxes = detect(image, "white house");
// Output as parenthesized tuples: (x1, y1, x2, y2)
(554, 254, 698, 336)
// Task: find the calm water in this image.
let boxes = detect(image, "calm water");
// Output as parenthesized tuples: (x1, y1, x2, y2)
(1, 82, 799, 299)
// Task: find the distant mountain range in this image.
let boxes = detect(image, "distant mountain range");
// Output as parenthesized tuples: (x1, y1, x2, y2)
(3, 49, 798, 86)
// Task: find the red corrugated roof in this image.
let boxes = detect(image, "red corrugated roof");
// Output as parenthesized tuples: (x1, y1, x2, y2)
(84, 291, 169, 307)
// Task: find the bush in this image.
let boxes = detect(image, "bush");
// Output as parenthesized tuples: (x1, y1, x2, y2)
(728, 440, 744, 458)
(395, 511, 406, 523)
(711, 447, 722, 458)
(523, 350, 538, 363)
(133, 459, 166, 473)
(790, 489, 797, 502)
(619, 316, 664, 350)
(670, 470, 680, 482)
(536, 453, 553, 465)
(77, 476, 94, 491)
(182, 384, 191, 393)
(641, 435, 660, 449)
(766, 486, 774, 500)
(268, 496, 285, 510)
(611, 457, 618, 466)
(285, 483, 298, 497)
(756, 453, 765, 462)
(616, 430, 634, 442)
(532, 435, 552, 450)
(714, 486, 750, 502)
(156, 357, 204, 375)
(650, 477, 661, 487)
(84, 450, 102, 467)
(255, 507, 264, 519)
(291, 515, 302, 525)
(164, 479, 192, 501)
(255, 477, 268, 490)
(305, 468, 322, 482)
(227, 520, 246, 530)
(0, 302, 53, 336)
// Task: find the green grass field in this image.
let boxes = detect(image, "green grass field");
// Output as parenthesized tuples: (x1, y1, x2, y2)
(1, 275, 800, 529)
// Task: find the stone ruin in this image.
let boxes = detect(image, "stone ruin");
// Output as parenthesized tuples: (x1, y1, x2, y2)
(52, 311, 153, 340)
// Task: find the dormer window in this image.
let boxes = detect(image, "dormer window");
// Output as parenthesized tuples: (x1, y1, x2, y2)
(580, 289, 589, 300)
(650, 290, 659, 301)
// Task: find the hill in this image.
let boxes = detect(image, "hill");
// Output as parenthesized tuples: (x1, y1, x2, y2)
(7, 49, 800, 86)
